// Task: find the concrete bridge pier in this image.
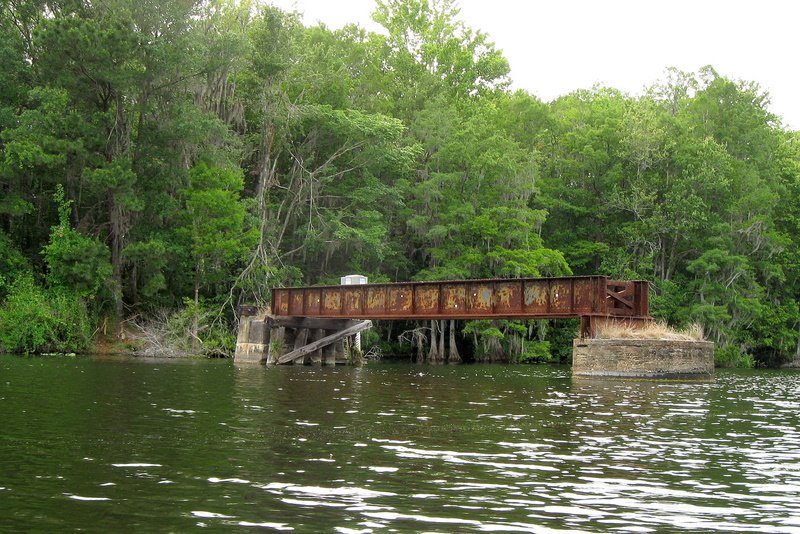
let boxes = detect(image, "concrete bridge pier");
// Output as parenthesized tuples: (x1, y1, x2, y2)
(573, 338, 714, 379)
(573, 317, 714, 379)
(233, 308, 271, 364)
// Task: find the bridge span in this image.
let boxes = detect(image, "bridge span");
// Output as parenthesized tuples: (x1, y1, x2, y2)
(235, 276, 713, 377)
(234, 276, 650, 365)
(271, 275, 650, 337)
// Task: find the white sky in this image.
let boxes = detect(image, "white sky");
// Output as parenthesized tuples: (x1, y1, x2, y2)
(269, 0, 800, 130)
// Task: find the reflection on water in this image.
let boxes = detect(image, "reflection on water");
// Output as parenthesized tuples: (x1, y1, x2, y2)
(1, 357, 800, 532)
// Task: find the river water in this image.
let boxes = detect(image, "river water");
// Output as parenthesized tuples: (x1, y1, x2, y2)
(1, 356, 799, 532)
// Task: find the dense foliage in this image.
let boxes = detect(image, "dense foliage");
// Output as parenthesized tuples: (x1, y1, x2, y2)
(1, 0, 798, 366)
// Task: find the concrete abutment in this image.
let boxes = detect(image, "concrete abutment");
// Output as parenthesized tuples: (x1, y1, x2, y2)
(572, 338, 714, 379)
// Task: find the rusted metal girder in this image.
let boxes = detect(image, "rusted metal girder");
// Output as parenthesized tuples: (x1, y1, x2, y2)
(271, 276, 649, 324)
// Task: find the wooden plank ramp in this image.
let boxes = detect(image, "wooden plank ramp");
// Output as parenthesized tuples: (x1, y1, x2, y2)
(276, 320, 372, 364)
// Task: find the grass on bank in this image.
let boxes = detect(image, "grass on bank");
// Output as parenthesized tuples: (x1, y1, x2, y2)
(594, 320, 705, 341)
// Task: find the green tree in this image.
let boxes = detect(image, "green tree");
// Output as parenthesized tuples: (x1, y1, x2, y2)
(179, 162, 251, 302)
(372, 0, 509, 119)
(42, 185, 112, 302)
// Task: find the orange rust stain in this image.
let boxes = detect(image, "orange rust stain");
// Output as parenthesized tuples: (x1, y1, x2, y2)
(416, 287, 439, 311)
(551, 284, 568, 309)
(274, 291, 289, 313)
(323, 291, 341, 311)
(344, 289, 362, 311)
(443, 286, 466, 310)
(495, 286, 513, 308)
(388, 288, 411, 312)
(468, 285, 492, 310)
(573, 281, 592, 310)
(305, 291, 321, 312)
(367, 288, 386, 310)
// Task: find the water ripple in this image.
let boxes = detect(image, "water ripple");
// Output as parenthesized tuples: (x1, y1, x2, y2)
(3, 358, 800, 532)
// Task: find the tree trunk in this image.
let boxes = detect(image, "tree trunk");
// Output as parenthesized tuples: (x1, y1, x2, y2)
(438, 319, 445, 361)
(486, 335, 504, 362)
(110, 194, 124, 338)
(427, 320, 440, 362)
(414, 325, 424, 362)
(795, 321, 800, 362)
(130, 264, 138, 306)
(448, 319, 461, 363)
(192, 263, 201, 351)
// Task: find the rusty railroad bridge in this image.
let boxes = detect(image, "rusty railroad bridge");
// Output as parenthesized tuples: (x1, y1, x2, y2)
(235, 276, 651, 365)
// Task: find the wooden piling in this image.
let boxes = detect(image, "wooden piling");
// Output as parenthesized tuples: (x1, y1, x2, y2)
(276, 320, 372, 365)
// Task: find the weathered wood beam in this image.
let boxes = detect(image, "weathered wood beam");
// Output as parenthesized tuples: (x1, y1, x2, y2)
(277, 320, 372, 364)
(293, 328, 309, 349)
(266, 326, 285, 364)
(310, 328, 325, 364)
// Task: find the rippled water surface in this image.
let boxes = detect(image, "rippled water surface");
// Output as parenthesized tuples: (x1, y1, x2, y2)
(2, 356, 800, 532)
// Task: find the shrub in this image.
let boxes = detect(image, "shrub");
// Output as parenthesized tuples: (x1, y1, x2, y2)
(46, 288, 93, 352)
(0, 274, 91, 353)
(714, 344, 755, 368)
(0, 230, 30, 300)
(0, 275, 50, 353)
(517, 340, 553, 363)
(131, 299, 235, 357)
(42, 185, 112, 302)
